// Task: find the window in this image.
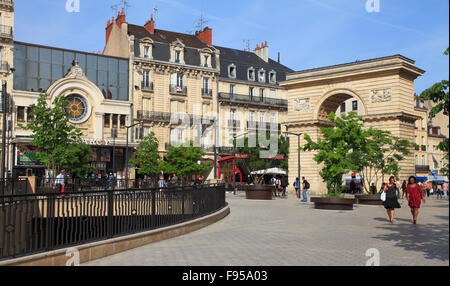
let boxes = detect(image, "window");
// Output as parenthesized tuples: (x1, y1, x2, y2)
(415, 155, 418, 166)
(421, 136, 425, 146)
(269, 71, 276, 84)
(204, 55, 209, 67)
(230, 109, 236, 121)
(270, 112, 277, 123)
(17, 107, 25, 122)
(175, 51, 181, 63)
(104, 114, 111, 128)
(248, 67, 255, 81)
(421, 155, 425, 166)
(176, 74, 184, 87)
(228, 64, 236, 79)
(27, 107, 34, 122)
(143, 46, 150, 58)
(340, 103, 346, 113)
(142, 70, 151, 87)
(249, 87, 255, 97)
(230, 84, 236, 95)
(260, 88, 265, 99)
(112, 114, 118, 128)
(270, 90, 275, 99)
(414, 136, 418, 145)
(259, 112, 266, 123)
(414, 120, 418, 129)
(203, 78, 209, 90)
(120, 115, 126, 128)
(352, 101, 358, 111)
(258, 69, 266, 83)
(249, 111, 255, 122)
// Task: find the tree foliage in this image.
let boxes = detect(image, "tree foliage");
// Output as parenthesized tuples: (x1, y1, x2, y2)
(19, 93, 93, 178)
(302, 112, 364, 195)
(129, 132, 161, 177)
(161, 141, 212, 180)
(233, 134, 289, 185)
(419, 47, 449, 178)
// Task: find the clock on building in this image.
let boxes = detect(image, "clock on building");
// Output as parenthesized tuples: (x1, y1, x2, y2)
(65, 94, 88, 122)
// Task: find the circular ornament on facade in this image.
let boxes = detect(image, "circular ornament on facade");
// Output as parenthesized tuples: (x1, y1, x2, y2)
(65, 94, 89, 123)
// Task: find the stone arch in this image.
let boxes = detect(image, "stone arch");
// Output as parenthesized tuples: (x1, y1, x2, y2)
(313, 88, 368, 121)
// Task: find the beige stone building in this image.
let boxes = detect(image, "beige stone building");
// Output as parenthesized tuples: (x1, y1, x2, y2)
(413, 95, 429, 180)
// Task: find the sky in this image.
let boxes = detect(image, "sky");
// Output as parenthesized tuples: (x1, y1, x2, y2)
(13, 0, 449, 94)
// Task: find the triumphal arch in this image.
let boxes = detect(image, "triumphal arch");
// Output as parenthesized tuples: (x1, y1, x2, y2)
(280, 55, 425, 194)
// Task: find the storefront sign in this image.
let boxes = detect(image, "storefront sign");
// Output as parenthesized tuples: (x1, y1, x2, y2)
(82, 138, 112, 146)
(17, 145, 42, 166)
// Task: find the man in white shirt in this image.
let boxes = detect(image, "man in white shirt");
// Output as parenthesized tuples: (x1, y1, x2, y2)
(55, 169, 66, 187)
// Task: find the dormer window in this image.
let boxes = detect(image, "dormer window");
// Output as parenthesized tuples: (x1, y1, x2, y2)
(170, 39, 186, 64)
(204, 55, 209, 67)
(143, 46, 150, 58)
(258, 69, 266, 83)
(228, 64, 236, 79)
(269, 71, 276, 84)
(140, 38, 154, 59)
(175, 51, 181, 63)
(248, 67, 255, 81)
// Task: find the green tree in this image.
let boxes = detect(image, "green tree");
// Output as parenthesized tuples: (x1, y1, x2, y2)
(129, 132, 161, 177)
(233, 134, 289, 185)
(360, 129, 414, 193)
(419, 47, 449, 178)
(302, 112, 365, 195)
(19, 93, 92, 178)
(161, 141, 212, 181)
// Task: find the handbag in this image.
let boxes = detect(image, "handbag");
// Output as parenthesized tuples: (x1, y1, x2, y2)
(380, 191, 386, 202)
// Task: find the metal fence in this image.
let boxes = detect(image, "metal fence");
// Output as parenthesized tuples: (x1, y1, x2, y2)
(0, 183, 227, 260)
(0, 179, 31, 197)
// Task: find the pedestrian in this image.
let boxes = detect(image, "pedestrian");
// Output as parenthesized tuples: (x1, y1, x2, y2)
(158, 175, 166, 193)
(293, 177, 300, 199)
(436, 185, 443, 199)
(425, 181, 431, 198)
(382, 176, 401, 224)
(443, 182, 449, 200)
(370, 183, 377, 195)
(170, 174, 179, 187)
(271, 176, 277, 197)
(301, 177, 310, 202)
(281, 175, 289, 197)
(55, 169, 66, 196)
(401, 180, 407, 199)
(406, 176, 426, 225)
(108, 173, 114, 189)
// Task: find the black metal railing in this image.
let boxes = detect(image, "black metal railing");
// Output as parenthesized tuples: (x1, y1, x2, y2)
(247, 121, 281, 131)
(0, 25, 13, 38)
(218, 93, 288, 108)
(0, 179, 31, 197)
(415, 165, 430, 173)
(137, 111, 172, 123)
(421, 145, 427, 152)
(141, 82, 154, 92)
(169, 85, 187, 95)
(202, 88, 213, 98)
(0, 183, 227, 260)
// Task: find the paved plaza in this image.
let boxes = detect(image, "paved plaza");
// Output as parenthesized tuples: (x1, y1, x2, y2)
(84, 193, 449, 266)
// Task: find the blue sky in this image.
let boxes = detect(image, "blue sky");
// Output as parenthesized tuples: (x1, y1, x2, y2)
(14, 0, 449, 94)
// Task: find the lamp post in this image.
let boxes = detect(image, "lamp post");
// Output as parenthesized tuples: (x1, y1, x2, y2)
(231, 131, 249, 191)
(111, 128, 118, 188)
(125, 121, 143, 189)
(284, 132, 303, 196)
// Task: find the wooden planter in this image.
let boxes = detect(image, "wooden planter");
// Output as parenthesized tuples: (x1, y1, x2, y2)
(355, 194, 383, 205)
(310, 197, 357, 210)
(241, 185, 274, 200)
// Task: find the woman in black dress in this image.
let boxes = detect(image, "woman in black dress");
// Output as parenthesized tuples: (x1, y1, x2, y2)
(383, 176, 401, 223)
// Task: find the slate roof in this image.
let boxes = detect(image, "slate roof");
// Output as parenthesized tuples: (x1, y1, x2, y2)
(215, 45, 294, 84)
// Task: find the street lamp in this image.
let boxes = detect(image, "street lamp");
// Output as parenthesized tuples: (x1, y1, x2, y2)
(125, 121, 143, 189)
(284, 132, 303, 197)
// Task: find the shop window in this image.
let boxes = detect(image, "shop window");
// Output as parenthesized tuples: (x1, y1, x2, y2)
(104, 114, 111, 128)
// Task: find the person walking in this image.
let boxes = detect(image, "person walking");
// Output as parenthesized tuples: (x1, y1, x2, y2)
(401, 180, 407, 199)
(281, 175, 289, 197)
(425, 182, 431, 198)
(436, 185, 443, 199)
(55, 169, 66, 196)
(406, 176, 426, 225)
(370, 183, 377, 195)
(158, 175, 166, 193)
(301, 177, 310, 203)
(293, 178, 300, 199)
(382, 176, 401, 223)
(169, 174, 179, 188)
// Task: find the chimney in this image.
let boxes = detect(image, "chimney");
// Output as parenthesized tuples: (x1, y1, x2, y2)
(196, 27, 213, 46)
(105, 16, 115, 45)
(145, 14, 155, 34)
(278, 52, 280, 64)
(116, 8, 126, 28)
(254, 41, 269, 62)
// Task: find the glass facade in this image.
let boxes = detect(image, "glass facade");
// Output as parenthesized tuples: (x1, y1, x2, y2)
(13, 43, 129, 101)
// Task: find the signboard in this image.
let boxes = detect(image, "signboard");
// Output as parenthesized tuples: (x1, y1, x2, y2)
(17, 145, 42, 166)
(82, 138, 112, 146)
(431, 170, 437, 175)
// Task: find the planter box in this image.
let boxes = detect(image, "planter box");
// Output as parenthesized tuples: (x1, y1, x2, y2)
(310, 197, 357, 210)
(241, 185, 274, 200)
(355, 194, 383, 205)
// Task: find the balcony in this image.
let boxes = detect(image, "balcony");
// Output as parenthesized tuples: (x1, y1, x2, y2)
(247, 121, 281, 131)
(228, 119, 241, 128)
(137, 111, 215, 126)
(415, 145, 420, 151)
(415, 165, 430, 173)
(421, 145, 427, 152)
(0, 25, 13, 39)
(141, 81, 154, 92)
(0, 61, 10, 73)
(202, 88, 213, 98)
(169, 84, 187, 96)
(218, 92, 288, 109)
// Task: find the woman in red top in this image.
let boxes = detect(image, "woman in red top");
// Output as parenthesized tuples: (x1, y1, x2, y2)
(406, 176, 426, 224)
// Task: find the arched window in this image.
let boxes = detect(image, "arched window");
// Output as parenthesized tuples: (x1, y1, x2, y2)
(228, 64, 236, 79)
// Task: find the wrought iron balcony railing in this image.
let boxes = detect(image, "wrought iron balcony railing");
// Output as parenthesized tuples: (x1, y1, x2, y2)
(202, 88, 213, 98)
(421, 145, 427, 152)
(169, 84, 187, 95)
(247, 121, 281, 131)
(415, 165, 430, 173)
(218, 92, 288, 108)
(0, 25, 13, 38)
(141, 81, 154, 92)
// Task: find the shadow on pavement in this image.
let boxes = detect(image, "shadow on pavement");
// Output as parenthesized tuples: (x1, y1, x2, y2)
(372, 219, 449, 262)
